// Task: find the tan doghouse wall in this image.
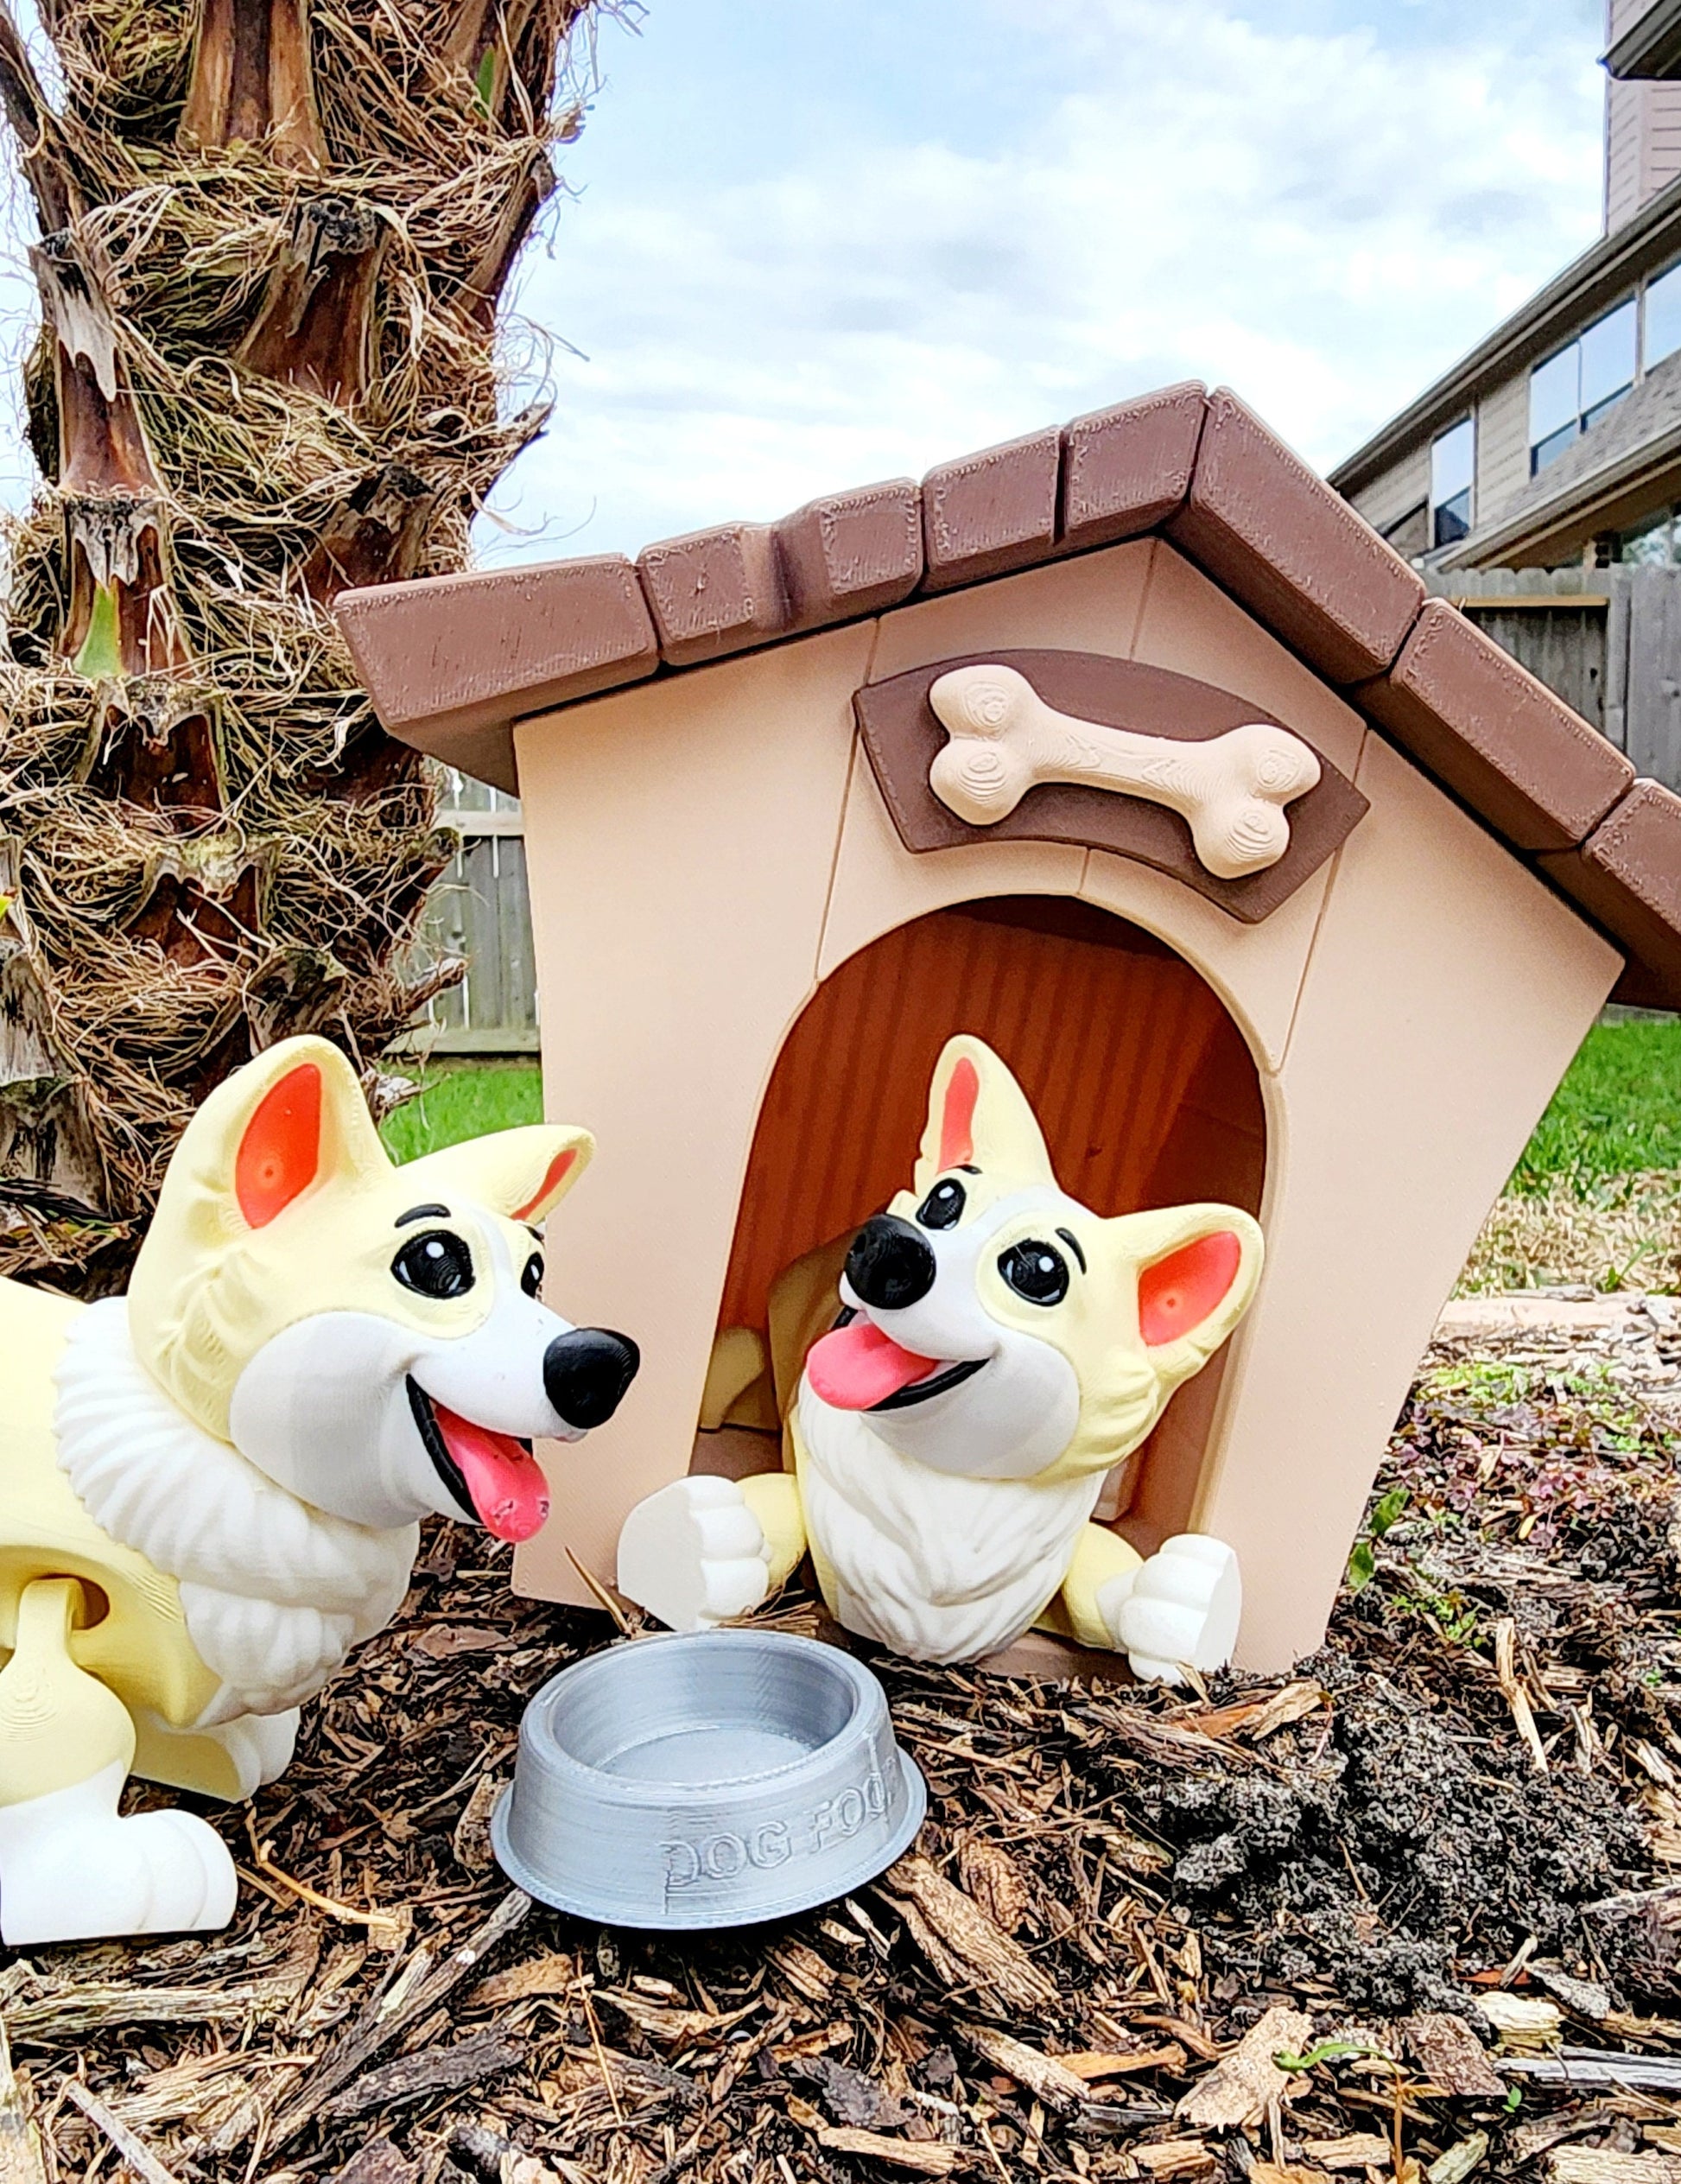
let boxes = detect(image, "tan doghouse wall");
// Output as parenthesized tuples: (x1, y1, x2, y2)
(515, 536, 1621, 1673)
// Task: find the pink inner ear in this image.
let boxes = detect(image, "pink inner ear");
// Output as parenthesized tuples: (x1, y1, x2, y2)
(235, 1063, 322, 1228)
(939, 1056, 980, 1171)
(1139, 1231, 1242, 1346)
(514, 1147, 575, 1222)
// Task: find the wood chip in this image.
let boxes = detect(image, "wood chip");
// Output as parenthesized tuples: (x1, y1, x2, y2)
(1298, 2136, 1392, 2170)
(467, 1950, 575, 2010)
(409, 1623, 505, 1658)
(957, 1834, 1034, 1934)
(961, 2026, 1090, 2110)
(318, 2030, 521, 2122)
(1529, 1965, 1614, 2022)
(0, 2021, 44, 2184)
(1549, 2153, 1681, 2184)
(333, 2139, 419, 2184)
(1403, 2014, 1505, 2098)
(1133, 2137, 1218, 2176)
(1056, 2045, 1189, 2079)
(876, 1856, 1056, 2015)
(768, 1941, 834, 2004)
(813, 2126, 958, 2174)
(1474, 1992, 1563, 2049)
(1429, 2135, 1490, 2184)
(60, 2079, 183, 2184)
(452, 1773, 503, 1871)
(1177, 2006, 1313, 2130)
(1492, 1619, 1549, 1774)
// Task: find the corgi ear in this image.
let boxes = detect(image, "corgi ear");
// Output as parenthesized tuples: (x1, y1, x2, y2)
(913, 1035, 1053, 1194)
(171, 1036, 390, 1238)
(1125, 1204, 1264, 1377)
(399, 1123, 594, 1225)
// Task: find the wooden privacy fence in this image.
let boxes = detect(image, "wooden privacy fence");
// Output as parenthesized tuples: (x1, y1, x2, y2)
(411, 568, 1681, 1053)
(409, 771, 538, 1054)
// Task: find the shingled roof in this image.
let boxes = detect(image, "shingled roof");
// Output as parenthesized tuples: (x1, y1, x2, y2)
(336, 383, 1681, 1010)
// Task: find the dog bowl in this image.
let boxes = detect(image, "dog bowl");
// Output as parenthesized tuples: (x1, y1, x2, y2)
(491, 1629, 926, 1929)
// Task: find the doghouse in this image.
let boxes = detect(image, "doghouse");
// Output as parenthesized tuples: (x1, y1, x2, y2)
(339, 384, 1681, 1673)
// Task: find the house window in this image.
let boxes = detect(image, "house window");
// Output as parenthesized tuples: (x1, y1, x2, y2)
(1529, 297, 1637, 474)
(1616, 505, 1678, 563)
(1430, 419, 1474, 549)
(1382, 501, 1429, 558)
(1646, 259, 1681, 371)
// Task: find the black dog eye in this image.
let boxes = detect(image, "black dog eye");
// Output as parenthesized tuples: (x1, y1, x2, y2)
(392, 1230, 475, 1300)
(522, 1252, 544, 1298)
(998, 1239, 1069, 1306)
(917, 1178, 967, 1230)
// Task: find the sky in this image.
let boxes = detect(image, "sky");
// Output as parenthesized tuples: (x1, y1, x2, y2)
(1, 0, 1613, 561)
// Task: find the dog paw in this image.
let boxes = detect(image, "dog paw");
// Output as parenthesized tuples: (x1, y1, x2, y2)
(1099, 1534, 1241, 1686)
(0, 1765, 238, 1945)
(617, 1476, 771, 1631)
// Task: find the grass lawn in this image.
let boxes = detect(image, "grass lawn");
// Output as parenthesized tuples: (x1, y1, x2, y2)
(1514, 1014, 1681, 1186)
(380, 1061, 542, 1162)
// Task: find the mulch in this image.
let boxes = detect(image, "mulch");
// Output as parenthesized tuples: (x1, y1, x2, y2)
(12, 1305, 1681, 2184)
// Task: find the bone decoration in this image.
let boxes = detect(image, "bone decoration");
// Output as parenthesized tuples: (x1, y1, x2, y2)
(927, 662, 1322, 879)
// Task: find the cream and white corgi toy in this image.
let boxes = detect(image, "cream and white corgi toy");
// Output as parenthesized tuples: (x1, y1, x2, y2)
(618, 1035, 1260, 1681)
(0, 1035, 638, 1946)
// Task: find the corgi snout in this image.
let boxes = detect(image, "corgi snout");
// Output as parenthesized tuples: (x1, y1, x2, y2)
(846, 1215, 936, 1311)
(542, 1326, 640, 1431)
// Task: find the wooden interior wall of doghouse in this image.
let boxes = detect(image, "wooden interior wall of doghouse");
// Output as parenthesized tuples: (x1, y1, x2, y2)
(496, 538, 1619, 1673)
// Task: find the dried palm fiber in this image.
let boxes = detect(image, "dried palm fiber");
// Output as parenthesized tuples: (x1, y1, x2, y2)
(0, 0, 606, 1291)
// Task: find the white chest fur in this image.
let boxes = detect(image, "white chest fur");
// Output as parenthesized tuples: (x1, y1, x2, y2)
(796, 1380, 1102, 1662)
(54, 1299, 417, 1724)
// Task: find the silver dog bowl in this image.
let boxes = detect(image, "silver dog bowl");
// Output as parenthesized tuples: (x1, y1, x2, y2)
(491, 1629, 926, 1929)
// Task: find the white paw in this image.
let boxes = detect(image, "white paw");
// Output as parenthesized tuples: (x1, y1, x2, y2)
(617, 1476, 771, 1631)
(0, 1762, 238, 1945)
(218, 1707, 301, 1796)
(1099, 1534, 1242, 1686)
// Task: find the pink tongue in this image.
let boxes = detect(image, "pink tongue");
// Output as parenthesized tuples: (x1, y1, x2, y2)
(434, 1402, 551, 1543)
(807, 1319, 938, 1411)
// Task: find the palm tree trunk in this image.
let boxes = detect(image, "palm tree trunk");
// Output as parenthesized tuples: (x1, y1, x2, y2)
(0, 0, 603, 1287)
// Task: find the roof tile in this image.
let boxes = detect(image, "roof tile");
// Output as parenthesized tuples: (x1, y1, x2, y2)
(920, 428, 1061, 590)
(335, 554, 657, 794)
(1355, 600, 1635, 852)
(1063, 383, 1206, 549)
(637, 522, 791, 667)
(776, 479, 923, 632)
(1169, 387, 1424, 684)
(1538, 779, 1681, 1006)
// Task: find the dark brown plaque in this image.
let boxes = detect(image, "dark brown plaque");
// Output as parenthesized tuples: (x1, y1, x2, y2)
(853, 648, 1369, 925)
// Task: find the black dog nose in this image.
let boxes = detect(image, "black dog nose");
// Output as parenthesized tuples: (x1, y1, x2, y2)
(846, 1214, 937, 1311)
(543, 1328, 640, 1430)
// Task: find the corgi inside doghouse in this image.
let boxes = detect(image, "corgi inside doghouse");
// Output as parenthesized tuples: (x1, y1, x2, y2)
(340, 384, 1680, 1673)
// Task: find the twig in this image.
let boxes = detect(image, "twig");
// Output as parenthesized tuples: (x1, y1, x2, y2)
(243, 1814, 404, 1935)
(60, 2080, 182, 2184)
(564, 1545, 635, 1635)
(577, 1983, 625, 2126)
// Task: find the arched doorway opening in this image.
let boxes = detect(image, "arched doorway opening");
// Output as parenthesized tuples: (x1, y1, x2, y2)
(701, 892, 1266, 1554)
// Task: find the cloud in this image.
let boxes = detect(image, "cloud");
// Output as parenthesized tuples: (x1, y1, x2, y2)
(0, 0, 1608, 566)
(492, 0, 1606, 558)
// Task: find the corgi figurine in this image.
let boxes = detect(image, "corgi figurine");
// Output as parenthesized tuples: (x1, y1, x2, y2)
(618, 1035, 1259, 1681)
(0, 1035, 638, 1946)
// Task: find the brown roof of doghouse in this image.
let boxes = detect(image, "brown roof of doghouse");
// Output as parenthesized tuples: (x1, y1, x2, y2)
(336, 382, 1681, 1007)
